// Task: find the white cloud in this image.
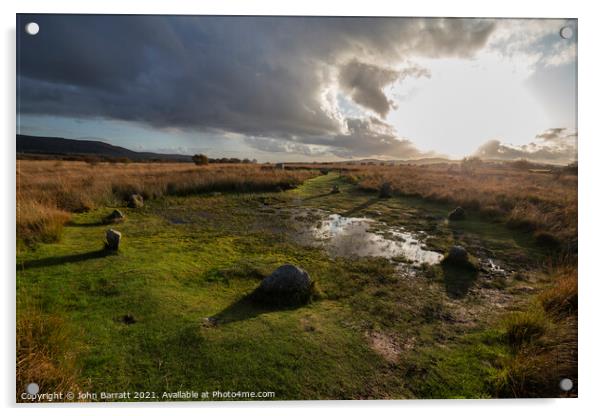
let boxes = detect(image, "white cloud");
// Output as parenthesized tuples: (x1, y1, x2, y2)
(474, 128, 577, 164)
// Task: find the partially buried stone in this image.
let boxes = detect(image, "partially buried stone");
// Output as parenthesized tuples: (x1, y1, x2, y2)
(128, 194, 144, 208)
(104, 209, 125, 223)
(254, 264, 313, 307)
(448, 206, 466, 220)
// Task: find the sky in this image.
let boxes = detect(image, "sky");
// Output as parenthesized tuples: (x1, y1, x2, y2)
(17, 15, 577, 163)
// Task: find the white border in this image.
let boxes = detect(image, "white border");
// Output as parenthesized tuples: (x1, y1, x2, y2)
(2, 1, 600, 415)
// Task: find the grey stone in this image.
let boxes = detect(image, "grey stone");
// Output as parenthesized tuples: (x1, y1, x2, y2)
(104, 209, 125, 223)
(254, 264, 312, 306)
(442, 245, 478, 271)
(447, 245, 468, 263)
(379, 182, 392, 198)
(128, 194, 144, 208)
(448, 206, 466, 220)
(201, 317, 218, 327)
(105, 229, 121, 250)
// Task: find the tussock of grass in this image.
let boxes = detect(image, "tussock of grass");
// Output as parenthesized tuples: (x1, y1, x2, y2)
(16, 298, 83, 400)
(503, 309, 548, 349)
(495, 266, 577, 397)
(539, 268, 577, 317)
(17, 200, 71, 246)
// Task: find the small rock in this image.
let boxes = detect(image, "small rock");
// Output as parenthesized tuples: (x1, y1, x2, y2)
(127, 194, 144, 208)
(379, 182, 392, 198)
(105, 229, 121, 251)
(448, 206, 466, 220)
(120, 314, 136, 324)
(331, 185, 340, 194)
(254, 264, 313, 306)
(104, 209, 125, 224)
(201, 317, 218, 327)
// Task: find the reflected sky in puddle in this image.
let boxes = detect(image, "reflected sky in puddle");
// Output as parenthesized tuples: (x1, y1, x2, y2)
(304, 214, 443, 265)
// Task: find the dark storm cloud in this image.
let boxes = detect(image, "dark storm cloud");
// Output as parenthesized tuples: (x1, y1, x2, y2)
(474, 128, 577, 164)
(245, 117, 432, 159)
(18, 15, 496, 157)
(329, 117, 428, 158)
(338, 60, 430, 118)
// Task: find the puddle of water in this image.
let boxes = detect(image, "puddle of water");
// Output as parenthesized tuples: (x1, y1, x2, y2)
(303, 214, 443, 265)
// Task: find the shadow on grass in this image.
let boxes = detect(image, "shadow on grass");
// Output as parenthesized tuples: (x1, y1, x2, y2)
(303, 192, 335, 201)
(211, 294, 301, 325)
(442, 263, 479, 299)
(67, 221, 105, 228)
(18, 249, 115, 270)
(342, 197, 380, 217)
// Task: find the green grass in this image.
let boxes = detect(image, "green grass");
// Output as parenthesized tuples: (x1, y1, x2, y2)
(17, 173, 560, 400)
(405, 329, 509, 399)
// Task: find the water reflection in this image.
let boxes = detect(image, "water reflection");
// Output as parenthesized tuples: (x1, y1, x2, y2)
(306, 214, 443, 265)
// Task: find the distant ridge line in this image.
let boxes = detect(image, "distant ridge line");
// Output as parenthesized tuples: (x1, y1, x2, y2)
(16, 134, 192, 162)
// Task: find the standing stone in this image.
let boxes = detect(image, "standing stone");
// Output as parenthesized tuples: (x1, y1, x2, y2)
(105, 229, 121, 251)
(128, 194, 144, 208)
(379, 182, 392, 198)
(442, 245, 478, 270)
(448, 206, 466, 220)
(446, 245, 468, 263)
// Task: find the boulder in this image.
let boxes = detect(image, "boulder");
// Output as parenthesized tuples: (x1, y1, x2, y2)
(105, 229, 121, 251)
(442, 245, 477, 270)
(379, 182, 392, 198)
(104, 209, 125, 224)
(446, 245, 468, 263)
(254, 264, 313, 306)
(448, 206, 466, 221)
(127, 194, 144, 208)
(331, 185, 340, 194)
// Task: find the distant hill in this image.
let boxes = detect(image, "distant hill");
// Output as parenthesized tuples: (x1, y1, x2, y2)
(16, 135, 192, 162)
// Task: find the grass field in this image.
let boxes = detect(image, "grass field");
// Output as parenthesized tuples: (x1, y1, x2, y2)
(16, 161, 577, 400)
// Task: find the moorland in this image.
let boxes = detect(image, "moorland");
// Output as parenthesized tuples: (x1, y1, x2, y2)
(16, 158, 577, 400)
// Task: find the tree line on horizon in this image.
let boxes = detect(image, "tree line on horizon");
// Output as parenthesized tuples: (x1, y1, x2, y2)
(192, 154, 258, 165)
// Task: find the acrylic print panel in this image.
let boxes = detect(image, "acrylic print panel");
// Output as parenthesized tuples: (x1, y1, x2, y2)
(16, 14, 577, 402)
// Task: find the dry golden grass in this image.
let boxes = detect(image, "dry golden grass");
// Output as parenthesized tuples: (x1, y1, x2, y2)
(17, 160, 318, 245)
(345, 162, 577, 251)
(539, 267, 578, 317)
(495, 265, 577, 397)
(16, 297, 84, 400)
